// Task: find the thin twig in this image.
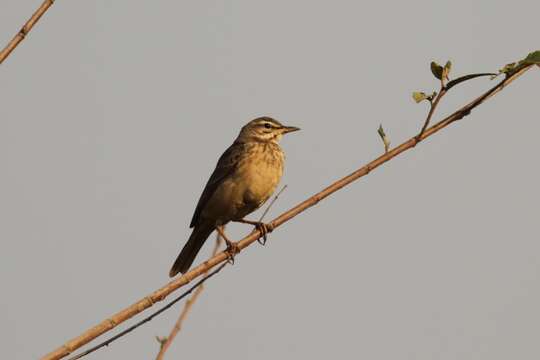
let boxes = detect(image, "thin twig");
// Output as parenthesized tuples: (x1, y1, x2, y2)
(42, 64, 537, 360)
(154, 235, 223, 360)
(0, 0, 55, 64)
(259, 185, 288, 222)
(418, 87, 447, 139)
(446, 73, 497, 91)
(65, 263, 227, 360)
(417, 71, 496, 138)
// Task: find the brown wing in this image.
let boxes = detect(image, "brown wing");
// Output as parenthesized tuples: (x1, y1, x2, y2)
(189, 141, 245, 228)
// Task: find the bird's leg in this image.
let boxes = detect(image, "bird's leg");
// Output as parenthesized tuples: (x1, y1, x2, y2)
(234, 219, 273, 245)
(216, 225, 240, 264)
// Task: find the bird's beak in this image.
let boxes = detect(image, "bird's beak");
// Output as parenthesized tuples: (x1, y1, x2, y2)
(282, 126, 300, 134)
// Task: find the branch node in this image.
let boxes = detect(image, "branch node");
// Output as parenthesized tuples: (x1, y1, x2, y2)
(456, 108, 472, 120)
(155, 336, 167, 348)
(62, 345, 73, 356)
(0, 0, 56, 64)
(145, 296, 155, 306)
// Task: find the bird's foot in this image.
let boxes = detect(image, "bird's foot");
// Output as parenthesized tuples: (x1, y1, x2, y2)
(216, 225, 240, 265)
(224, 239, 241, 265)
(235, 219, 273, 245)
(254, 222, 271, 245)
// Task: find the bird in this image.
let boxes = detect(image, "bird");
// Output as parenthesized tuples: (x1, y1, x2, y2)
(169, 117, 300, 277)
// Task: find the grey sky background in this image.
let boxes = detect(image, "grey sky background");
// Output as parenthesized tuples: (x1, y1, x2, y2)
(1, 1, 539, 359)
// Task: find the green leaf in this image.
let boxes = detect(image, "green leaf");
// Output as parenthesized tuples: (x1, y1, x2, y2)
(430, 61, 443, 80)
(521, 50, 540, 65)
(377, 124, 390, 152)
(444, 60, 452, 72)
(442, 60, 452, 80)
(412, 91, 428, 103)
(497, 50, 539, 77)
(499, 62, 517, 75)
(377, 124, 386, 138)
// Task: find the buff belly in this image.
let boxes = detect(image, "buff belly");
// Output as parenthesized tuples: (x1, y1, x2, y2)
(201, 156, 283, 224)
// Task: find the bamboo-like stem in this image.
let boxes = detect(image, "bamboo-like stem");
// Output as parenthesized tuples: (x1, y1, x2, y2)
(154, 235, 222, 360)
(42, 64, 536, 360)
(65, 263, 227, 360)
(0, 0, 55, 64)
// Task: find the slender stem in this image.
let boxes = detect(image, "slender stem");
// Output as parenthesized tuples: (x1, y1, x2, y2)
(259, 185, 288, 222)
(418, 87, 447, 139)
(42, 64, 536, 360)
(154, 235, 223, 360)
(0, 0, 55, 64)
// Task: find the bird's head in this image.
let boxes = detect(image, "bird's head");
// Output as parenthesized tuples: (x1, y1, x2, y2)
(237, 116, 300, 143)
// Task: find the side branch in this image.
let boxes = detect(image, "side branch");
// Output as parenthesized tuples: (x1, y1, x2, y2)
(0, 0, 55, 64)
(154, 235, 223, 360)
(42, 64, 536, 360)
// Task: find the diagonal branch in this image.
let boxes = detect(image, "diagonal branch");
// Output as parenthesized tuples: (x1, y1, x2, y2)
(42, 63, 537, 360)
(64, 263, 227, 360)
(0, 0, 55, 64)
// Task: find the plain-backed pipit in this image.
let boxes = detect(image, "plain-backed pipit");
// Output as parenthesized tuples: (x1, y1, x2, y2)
(169, 117, 299, 277)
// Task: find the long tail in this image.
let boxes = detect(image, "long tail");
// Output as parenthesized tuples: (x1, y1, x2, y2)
(169, 222, 214, 277)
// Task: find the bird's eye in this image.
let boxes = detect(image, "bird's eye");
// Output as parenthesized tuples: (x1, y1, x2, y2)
(264, 123, 272, 129)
